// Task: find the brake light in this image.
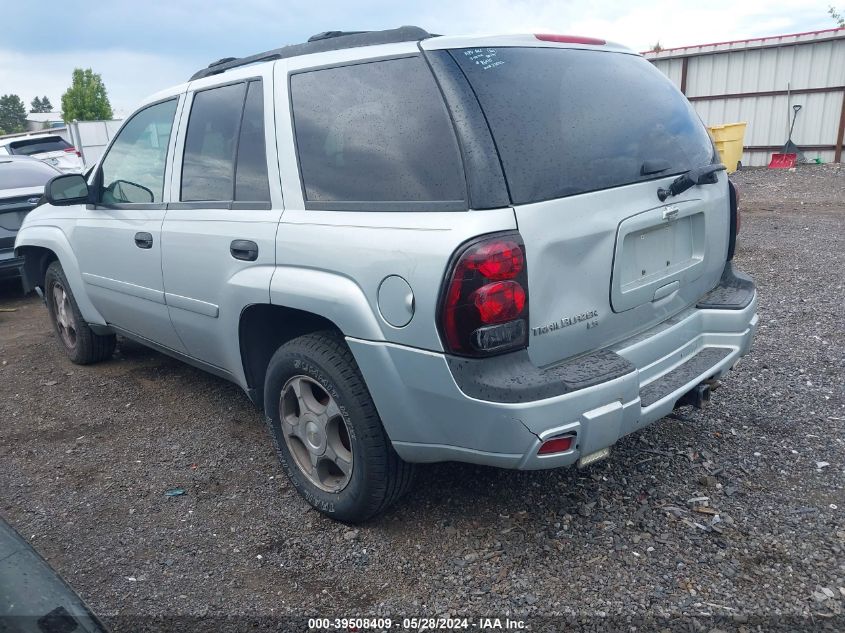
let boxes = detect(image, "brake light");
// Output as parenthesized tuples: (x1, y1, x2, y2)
(440, 233, 529, 356)
(474, 240, 524, 280)
(64, 147, 82, 158)
(535, 33, 606, 45)
(473, 281, 526, 324)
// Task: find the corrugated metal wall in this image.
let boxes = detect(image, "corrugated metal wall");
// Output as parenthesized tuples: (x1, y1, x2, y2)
(646, 30, 845, 167)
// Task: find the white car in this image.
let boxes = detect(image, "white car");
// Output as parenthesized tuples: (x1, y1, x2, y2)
(0, 134, 84, 174)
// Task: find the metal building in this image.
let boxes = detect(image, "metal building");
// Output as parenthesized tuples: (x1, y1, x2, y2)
(644, 27, 845, 166)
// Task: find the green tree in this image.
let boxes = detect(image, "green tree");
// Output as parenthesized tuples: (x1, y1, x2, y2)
(0, 94, 28, 135)
(830, 5, 845, 26)
(30, 96, 53, 113)
(650, 41, 664, 52)
(61, 68, 113, 122)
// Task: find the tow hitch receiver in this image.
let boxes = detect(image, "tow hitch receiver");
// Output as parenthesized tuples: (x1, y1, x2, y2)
(677, 383, 711, 409)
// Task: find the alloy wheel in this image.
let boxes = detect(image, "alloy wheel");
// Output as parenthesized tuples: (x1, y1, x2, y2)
(52, 283, 78, 350)
(280, 375, 354, 492)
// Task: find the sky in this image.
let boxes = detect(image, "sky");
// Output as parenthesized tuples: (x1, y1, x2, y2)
(0, 0, 839, 117)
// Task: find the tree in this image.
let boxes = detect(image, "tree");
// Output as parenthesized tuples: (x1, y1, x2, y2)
(0, 94, 28, 135)
(30, 96, 53, 113)
(650, 41, 664, 52)
(61, 68, 113, 122)
(830, 5, 844, 26)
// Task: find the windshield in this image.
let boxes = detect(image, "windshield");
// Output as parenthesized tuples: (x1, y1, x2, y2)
(450, 47, 714, 204)
(8, 136, 72, 156)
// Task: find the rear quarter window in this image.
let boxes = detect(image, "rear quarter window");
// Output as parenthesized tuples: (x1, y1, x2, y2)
(450, 47, 714, 204)
(290, 56, 466, 210)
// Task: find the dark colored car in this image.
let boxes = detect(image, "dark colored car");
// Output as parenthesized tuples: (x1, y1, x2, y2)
(0, 156, 60, 282)
(0, 517, 108, 632)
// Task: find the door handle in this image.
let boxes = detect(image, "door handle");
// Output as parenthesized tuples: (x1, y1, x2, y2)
(134, 232, 153, 249)
(230, 239, 258, 261)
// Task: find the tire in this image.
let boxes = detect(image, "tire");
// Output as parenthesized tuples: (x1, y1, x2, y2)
(264, 330, 414, 523)
(44, 261, 116, 365)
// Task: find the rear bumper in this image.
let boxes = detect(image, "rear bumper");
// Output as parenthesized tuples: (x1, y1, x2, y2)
(351, 268, 758, 470)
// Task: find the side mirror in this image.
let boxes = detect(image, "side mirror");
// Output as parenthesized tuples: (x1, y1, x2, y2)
(45, 174, 90, 206)
(111, 180, 154, 204)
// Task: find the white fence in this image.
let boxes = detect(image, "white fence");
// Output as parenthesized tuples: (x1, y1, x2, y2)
(67, 119, 123, 167)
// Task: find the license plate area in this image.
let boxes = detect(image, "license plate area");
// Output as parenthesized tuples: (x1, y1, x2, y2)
(611, 204, 705, 312)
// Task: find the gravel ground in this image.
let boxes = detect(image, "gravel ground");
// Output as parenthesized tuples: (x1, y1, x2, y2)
(1, 164, 843, 632)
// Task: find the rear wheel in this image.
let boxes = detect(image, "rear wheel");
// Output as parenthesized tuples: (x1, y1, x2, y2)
(44, 261, 115, 364)
(264, 331, 414, 523)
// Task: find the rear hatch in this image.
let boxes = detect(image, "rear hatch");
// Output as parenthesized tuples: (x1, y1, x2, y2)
(450, 45, 728, 368)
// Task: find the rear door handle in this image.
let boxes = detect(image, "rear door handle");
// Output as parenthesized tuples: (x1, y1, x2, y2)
(134, 232, 153, 249)
(230, 239, 258, 261)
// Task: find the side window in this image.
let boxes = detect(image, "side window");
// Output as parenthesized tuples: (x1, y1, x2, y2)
(181, 83, 245, 201)
(100, 99, 177, 204)
(181, 80, 270, 203)
(290, 57, 465, 208)
(235, 82, 271, 202)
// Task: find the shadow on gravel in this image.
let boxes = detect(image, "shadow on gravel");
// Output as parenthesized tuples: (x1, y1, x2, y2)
(0, 277, 28, 301)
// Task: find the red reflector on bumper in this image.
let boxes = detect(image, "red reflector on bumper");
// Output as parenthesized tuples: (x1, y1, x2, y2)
(538, 435, 574, 455)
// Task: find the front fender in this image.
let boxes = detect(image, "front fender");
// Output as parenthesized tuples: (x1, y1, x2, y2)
(269, 266, 383, 341)
(14, 224, 106, 325)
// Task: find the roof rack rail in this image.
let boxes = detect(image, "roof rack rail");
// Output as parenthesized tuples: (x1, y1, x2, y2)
(307, 30, 367, 42)
(190, 26, 433, 81)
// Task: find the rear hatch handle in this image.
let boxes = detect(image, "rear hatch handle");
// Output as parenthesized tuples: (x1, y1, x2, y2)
(657, 164, 726, 201)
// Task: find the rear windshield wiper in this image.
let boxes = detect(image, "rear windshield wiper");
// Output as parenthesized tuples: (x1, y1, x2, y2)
(657, 163, 726, 201)
(641, 159, 672, 175)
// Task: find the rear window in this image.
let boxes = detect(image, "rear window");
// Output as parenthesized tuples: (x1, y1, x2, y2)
(450, 47, 714, 204)
(0, 159, 58, 189)
(8, 136, 72, 156)
(290, 56, 465, 210)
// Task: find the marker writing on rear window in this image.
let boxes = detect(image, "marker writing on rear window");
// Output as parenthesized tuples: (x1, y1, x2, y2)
(464, 48, 505, 70)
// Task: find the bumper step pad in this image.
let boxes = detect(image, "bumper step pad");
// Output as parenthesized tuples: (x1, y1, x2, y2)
(639, 347, 731, 408)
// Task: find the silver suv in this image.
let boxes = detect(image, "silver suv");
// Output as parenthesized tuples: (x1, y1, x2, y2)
(14, 27, 758, 522)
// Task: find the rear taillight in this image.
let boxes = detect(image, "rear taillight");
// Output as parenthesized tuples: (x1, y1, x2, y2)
(439, 233, 529, 356)
(727, 181, 740, 260)
(535, 33, 606, 45)
(64, 147, 82, 158)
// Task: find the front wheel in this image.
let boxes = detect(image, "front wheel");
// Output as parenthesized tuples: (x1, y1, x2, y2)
(264, 331, 414, 523)
(44, 261, 115, 364)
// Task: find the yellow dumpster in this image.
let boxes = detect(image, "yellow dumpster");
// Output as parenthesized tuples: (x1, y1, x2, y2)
(707, 122, 747, 174)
